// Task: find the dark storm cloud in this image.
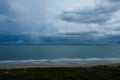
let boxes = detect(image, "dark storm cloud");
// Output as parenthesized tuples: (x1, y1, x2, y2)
(60, 5, 118, 24)
(0, 0, 10, 15)
(0, 0, 22, 35)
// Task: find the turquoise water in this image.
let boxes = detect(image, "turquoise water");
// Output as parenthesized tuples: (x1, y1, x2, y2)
(0, 45, 120, 66)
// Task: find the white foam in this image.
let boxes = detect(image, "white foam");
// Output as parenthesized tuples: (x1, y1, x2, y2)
(0, 58, 120, 65)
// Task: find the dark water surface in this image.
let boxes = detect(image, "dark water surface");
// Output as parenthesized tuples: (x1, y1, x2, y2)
(0, 45, 120, 66)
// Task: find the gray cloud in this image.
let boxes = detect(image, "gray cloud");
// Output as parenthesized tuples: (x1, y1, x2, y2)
(0, 0, 22, 35)
(59, 1, 119, 24)
(109, 0, 120, 2)
(0, 0, 9, 15)
(0, 15, 16, 22)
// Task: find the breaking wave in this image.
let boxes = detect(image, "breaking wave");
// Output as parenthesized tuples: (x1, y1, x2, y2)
(0, 58, 120, 67)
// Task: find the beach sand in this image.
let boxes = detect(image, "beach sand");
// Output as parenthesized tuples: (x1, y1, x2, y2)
(0, 63, 120, 69)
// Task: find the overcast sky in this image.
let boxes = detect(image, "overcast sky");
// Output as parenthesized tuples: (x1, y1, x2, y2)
(0, 0, 120, 44)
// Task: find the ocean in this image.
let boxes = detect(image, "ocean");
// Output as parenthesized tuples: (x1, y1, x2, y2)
(0, 45, 120, 67)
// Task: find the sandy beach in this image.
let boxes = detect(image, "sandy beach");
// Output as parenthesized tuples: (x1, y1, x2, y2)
(1, 63, 120, 69)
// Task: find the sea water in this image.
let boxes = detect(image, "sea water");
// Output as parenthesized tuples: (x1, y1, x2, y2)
(0, 45, 120, 66)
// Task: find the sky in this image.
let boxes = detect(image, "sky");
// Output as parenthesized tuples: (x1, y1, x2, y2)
(0, 0, 120, 44)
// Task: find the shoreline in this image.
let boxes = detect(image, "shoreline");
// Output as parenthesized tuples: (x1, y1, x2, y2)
(0, 63, 120, 69)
